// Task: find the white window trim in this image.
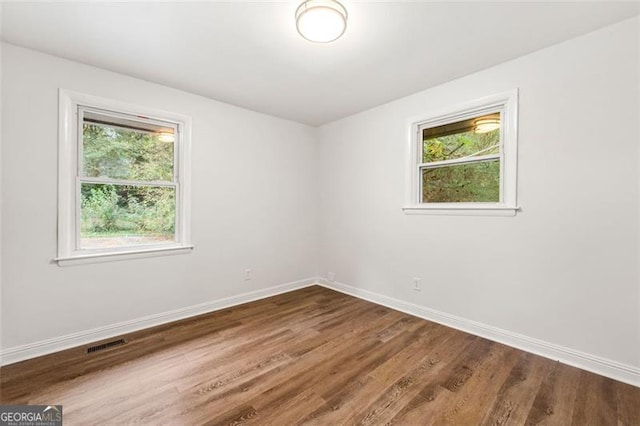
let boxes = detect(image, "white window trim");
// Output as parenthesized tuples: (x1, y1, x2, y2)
(403, 89, 519, 216)
(56, 89, 193, 266)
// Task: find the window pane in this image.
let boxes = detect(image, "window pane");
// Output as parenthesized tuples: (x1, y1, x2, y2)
(82, 122, 174, 181)
(422, 160, 500, 203)
(422, 113, 500, 163)
(80, 183, 175, 249)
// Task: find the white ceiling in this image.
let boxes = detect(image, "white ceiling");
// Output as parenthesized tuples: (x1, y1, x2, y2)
(2, 1, 638, 126)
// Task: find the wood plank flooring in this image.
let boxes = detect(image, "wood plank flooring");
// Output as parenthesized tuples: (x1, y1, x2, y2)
(1, 286, 638, 425)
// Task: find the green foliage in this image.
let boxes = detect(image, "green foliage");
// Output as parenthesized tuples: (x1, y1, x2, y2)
(81, 184, 175, 237)
(422, 161, 499, 202)
(80, 123, 176, 239)
(83, 124, 173, 181)
(127, 187, 176, 234)
(81, 185, 120, 232)
(423, 129, 499, 163)
(422, 128, 500, 203)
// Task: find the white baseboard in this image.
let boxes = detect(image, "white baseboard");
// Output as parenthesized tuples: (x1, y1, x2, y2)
(0, 277, 318, 366)
(4, 277, 638, 387)
(318, 279, 640, 387)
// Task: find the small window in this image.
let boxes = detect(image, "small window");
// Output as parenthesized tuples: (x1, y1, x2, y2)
(404, 90, 518, 215)
(57, 91, 192, 265)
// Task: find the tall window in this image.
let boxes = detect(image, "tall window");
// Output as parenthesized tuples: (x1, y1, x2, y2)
(57, 91, 192, 265)
(404, 90, 518, 215)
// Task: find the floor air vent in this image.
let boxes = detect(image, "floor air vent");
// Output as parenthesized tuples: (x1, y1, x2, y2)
(86, 338, 128, 354)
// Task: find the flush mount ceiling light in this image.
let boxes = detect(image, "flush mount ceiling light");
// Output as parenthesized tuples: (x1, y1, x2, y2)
(157, 131, 175, 142)
(474, 117, 501, 133)
(296, 0, 348, 43)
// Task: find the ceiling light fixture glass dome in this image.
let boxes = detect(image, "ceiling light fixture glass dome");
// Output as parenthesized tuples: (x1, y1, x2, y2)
(474, 117, 501, 133)
(296, 0, 348, 43)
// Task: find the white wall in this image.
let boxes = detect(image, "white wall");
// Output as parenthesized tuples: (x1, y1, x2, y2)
(317, 17, 640, 370)
(0, 5, 4, 358)
(0, 43, 318, 353)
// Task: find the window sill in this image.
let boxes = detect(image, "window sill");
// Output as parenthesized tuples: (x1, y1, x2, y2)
(402, 205, 520, 216)
(54, 245, 194, 267)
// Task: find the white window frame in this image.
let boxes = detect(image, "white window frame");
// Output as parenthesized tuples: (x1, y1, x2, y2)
(403, 89, 519, 216)
(56, 89, 193, 266)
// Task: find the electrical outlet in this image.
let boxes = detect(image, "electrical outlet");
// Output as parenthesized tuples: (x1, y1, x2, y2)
(328, 272, 336, 282)
(413, 277, 421, 292)
(244, 269, 252, 280)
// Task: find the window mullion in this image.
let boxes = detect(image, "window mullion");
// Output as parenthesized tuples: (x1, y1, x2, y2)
(78, 177, 177, 187)
(419, 153, 500, 169)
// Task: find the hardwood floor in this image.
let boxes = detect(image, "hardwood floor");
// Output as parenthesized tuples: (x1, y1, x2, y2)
(1, 286, 638, 425)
